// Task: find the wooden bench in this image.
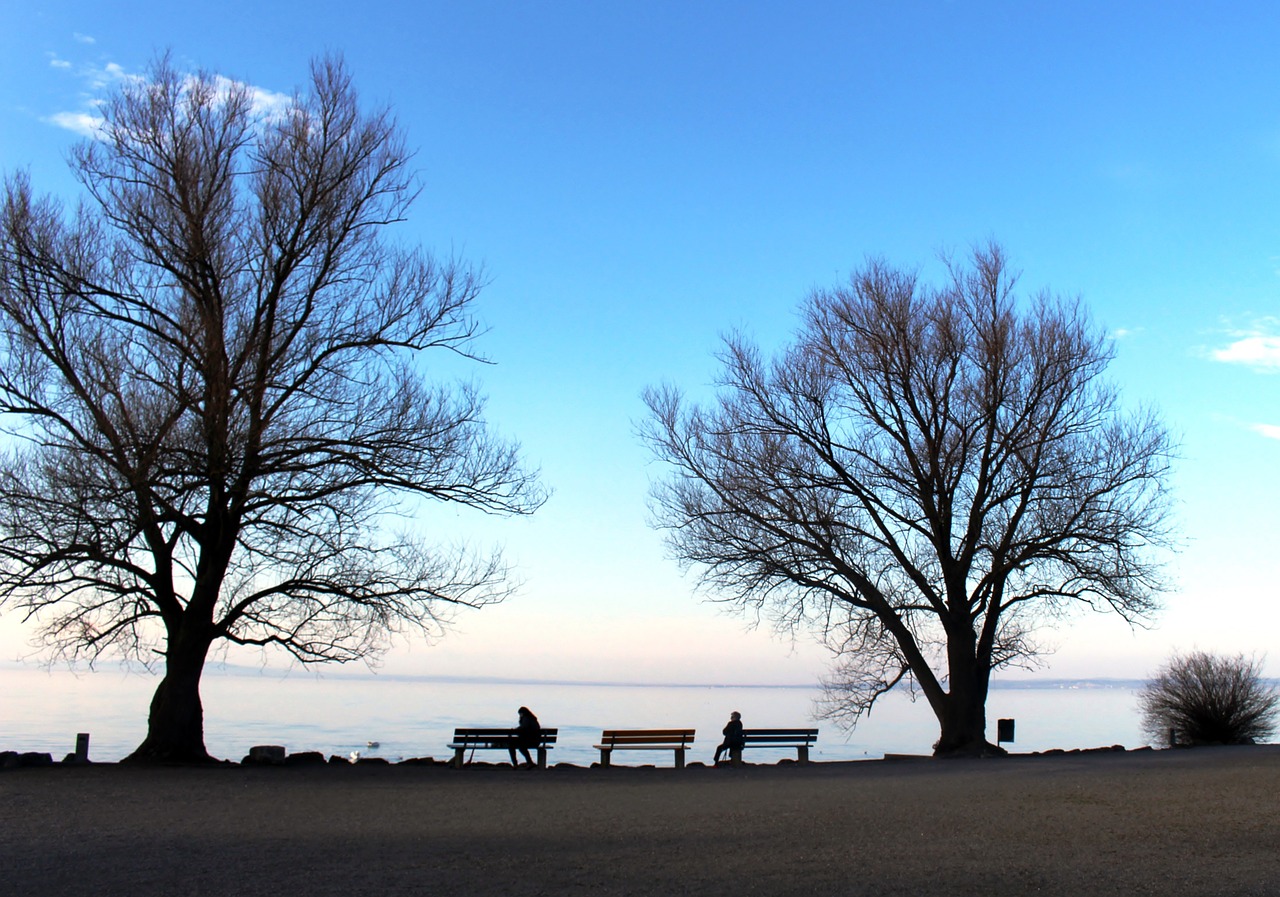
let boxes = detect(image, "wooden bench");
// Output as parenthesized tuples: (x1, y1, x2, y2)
(729, 728, 819, 765)
(448, 727, 558, 769)
(594, 729, 696, 768)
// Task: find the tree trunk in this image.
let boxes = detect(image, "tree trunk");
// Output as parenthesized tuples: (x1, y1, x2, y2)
(932, 690, 1001, 757)
(931, 642, 1005, 758)
(123, 642, 214, 764)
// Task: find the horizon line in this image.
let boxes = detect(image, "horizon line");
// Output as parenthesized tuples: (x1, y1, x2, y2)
(0, 659, 1157, 690)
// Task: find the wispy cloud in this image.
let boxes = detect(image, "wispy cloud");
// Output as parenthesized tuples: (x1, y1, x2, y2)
(85, 62, 134, 92)
(45, 110, 105, 139)
(1209, 317, 1280, 373)
(1249, 423, 1280, 441)
(206, 74, 293, 122)
(41, 58, 133, 138)
(72, 33, 96, 45)
(43, 54, 293, 139)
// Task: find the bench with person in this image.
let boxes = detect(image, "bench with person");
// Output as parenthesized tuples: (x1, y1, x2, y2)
(594, 728, 696, 768)
(448, 726, 559, 769)
(729, 727, 819, 765)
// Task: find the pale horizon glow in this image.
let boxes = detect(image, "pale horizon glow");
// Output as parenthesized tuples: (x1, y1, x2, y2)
(1, 3, 1278, 708)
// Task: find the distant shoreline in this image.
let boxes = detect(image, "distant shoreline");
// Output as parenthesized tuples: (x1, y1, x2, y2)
(0, 658, 1157, 690)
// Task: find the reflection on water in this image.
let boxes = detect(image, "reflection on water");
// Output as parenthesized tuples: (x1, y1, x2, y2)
(0, 664, 1147, 764)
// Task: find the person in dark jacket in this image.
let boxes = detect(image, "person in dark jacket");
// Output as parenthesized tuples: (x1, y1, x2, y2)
(509, 706, 541, 768)
(713, 711, 745, 764)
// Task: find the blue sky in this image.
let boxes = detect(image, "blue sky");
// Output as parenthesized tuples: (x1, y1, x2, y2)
(1, 1, 1278, 686)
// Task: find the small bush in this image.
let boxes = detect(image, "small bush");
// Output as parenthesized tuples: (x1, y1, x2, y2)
(1139, 651, 1279, 746)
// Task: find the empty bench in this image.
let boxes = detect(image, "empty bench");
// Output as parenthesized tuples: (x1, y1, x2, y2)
(448, 727, 558, 769)
(594, 729, 696, 769)
(730, 728, 819, 765)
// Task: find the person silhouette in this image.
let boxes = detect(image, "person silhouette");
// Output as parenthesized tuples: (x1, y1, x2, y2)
(509, 706, 541, 768)
(713, 711, 745, 765)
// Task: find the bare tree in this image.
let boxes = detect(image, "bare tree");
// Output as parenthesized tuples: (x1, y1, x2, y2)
(1140, 651, 1279, 746)
(0, 56, 546, 762)
(643, 245, 1174, 756)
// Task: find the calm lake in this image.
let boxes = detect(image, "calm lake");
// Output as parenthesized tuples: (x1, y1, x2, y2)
(1, 663, 1152, 764)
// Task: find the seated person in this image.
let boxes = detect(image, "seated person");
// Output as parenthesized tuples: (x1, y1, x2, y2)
(509, 706, 541, 768)
(714, 711, 745, 764)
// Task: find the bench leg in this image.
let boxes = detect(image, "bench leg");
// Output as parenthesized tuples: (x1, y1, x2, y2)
(729, 748, 743, 767)
(451, 747, 465, 769)
(797, 746, 809, 764)
(675, 750, 685, 770)
(536, 747, 547, 769)
(599, 749, 611, 768)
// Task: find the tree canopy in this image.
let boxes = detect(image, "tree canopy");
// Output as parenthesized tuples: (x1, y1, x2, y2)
(0, 56, 545, 761)
(643, 244, 1174, 756)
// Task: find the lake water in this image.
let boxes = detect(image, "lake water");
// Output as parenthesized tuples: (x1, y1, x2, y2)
(1, 663, 1152, 764)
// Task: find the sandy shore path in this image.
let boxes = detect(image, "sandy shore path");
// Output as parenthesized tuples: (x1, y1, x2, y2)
(4, 746, 1279, 896)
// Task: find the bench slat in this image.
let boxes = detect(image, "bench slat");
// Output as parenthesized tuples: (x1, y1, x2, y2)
(741, 728, 818, 737)
(742, 735, 817, 745)
(599, 734, 693, 745)
(599, 729, 693, 736)
(599, 729, 695, 737)
(451, 728, 558, 740)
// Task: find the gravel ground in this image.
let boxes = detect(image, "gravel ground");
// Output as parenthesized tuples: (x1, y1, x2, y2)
(3, 746, 1279, 896)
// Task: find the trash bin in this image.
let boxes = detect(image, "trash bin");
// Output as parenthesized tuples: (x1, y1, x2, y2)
(997, 718, 1015, 744)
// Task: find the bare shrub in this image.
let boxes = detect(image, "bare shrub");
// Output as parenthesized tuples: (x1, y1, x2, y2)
(1139, 651, 1279, 746)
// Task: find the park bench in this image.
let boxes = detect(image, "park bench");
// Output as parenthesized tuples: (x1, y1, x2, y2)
(728, 728, 819, 765)
(448, 727, 558, 769)
(594, 728, 696, 768)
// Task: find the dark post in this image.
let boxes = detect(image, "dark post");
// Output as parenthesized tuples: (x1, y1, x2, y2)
(74, 733, 90, 762)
